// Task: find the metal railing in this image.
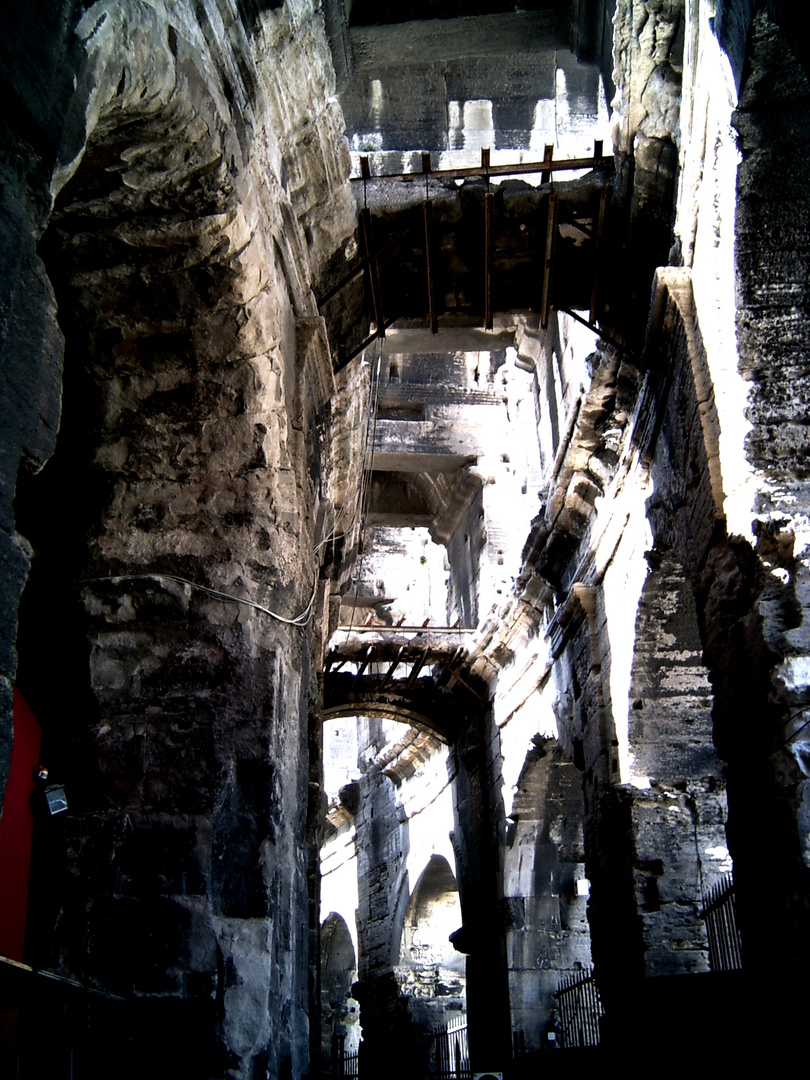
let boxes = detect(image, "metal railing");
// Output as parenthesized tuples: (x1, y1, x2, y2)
(702, 872, 743, 971)
(556, 968, 603, 1048)
(434, 1016, 471, 1079)
(332, 1033, 360, 1078)
(340, 1047, 359, 1079)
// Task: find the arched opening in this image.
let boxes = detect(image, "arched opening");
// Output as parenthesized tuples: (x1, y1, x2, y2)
(503, 738, 592, 1051)
(320, 913, 361, 1072)
(320, 709, 464, 1073)
(398, 854, 465, 1001)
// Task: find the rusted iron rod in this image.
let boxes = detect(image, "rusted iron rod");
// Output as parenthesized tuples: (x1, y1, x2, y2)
(353, 645, 373, 682)
(378, 646, 405, 691)
(315, 234, 397, 308)
(557, 306, 638, 360)
(333, 315, 398, 373)
(405, 648, 430, 689)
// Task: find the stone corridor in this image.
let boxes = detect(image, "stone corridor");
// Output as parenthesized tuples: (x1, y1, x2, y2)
(1, 1, 809, 1078)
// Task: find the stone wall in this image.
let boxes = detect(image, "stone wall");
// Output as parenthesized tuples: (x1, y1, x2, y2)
(1, 1, 356, 1075)
(722, 6, 810, 979)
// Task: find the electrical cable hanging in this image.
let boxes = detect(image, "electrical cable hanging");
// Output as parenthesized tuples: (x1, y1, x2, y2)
(85, 571, 319, 627)
(313, 340, 382, 558)
(347, 336, 383, 633)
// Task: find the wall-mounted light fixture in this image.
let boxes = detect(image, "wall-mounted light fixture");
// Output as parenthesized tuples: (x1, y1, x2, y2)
(43, 784, 68, 815)
(33, 765, 68, 815)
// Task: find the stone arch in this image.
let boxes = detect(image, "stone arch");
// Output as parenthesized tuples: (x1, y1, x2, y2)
(322, 702, 448, 742)
(398, 854, 464, 983)
(622, 548, 729, 976)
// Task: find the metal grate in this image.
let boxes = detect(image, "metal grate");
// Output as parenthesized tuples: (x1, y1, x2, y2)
(434, 1016, 472, 1079)
(332, 1033, 360, 1078)
(701, 872, 743, 971)
(340, 1047, 359, 1079)
(556, 968, 603, 1048)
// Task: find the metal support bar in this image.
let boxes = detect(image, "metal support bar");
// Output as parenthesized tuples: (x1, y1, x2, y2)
(436, 658, 485, 701)
(424, 198, 438, 334)
(541, 192, 557, 330)
(315, 234, 397, 308)
(333, 315, 398, 373)
(350, 151, 612, 184)
(354, 646, 373, 682)
(405, 648, 430, 689)
(484, 190, 493, 330)
(360, 207, 385, 336)
(558, 306, 638, 360)
(541, 143, 554, 185)
(589, 187, 608, 324)
(379, 646, 405, 691)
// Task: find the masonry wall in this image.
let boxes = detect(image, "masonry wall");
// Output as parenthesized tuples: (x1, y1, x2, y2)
(0, 2, 355, 1076)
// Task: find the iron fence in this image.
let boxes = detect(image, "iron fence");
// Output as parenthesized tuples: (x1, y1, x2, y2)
(701, 872, 743, 971)
(434, 1016, 471, 1079)
(556, 967, 603, 1048)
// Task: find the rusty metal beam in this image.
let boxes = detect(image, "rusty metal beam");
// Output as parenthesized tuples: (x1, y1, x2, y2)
(350, 151, 613, 184)
(379, 646, 405, 691)
(558, 306, 638, 361)
(333, 315, 398, 373)
(589, 187, 608, 325)
(405, 648, 430, 689)
(315, 233, 398, 308)
(360, 207, 385, 336)
(435, 658, 485, 702)
(541, 143, 554, 185)
(541, 191, 557, 330)
(484, 190, 493, 330)
(424, 198, 438, 334)
(354, 645, 373, 682)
